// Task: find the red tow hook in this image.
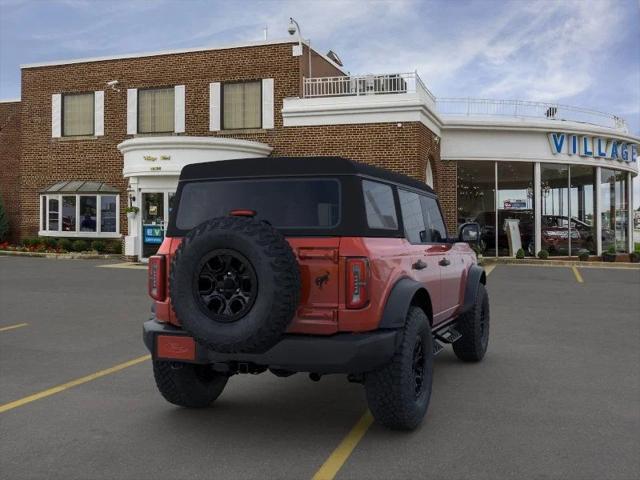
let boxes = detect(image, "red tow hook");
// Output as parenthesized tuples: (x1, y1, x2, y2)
(229, 209, 257, 217)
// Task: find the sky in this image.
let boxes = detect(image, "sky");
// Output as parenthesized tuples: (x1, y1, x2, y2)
(0, 0, 638, 205)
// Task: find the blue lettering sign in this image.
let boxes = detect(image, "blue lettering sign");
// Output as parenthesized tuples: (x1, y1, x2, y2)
(620, 143, 628, 162)
(580, 136, 593, 156)
(143, 225, 164, 245)
(595, 138, 607, 157)
(550, 133, 565, 154)
(631, 144, 638, 162)
(610, 141, 619, 159)
(569, 135, 578, 155)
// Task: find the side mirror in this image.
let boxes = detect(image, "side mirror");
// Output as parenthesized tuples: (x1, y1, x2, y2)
(459, 222, 481, 244)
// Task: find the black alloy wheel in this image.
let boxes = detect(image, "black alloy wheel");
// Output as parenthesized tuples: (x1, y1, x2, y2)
(195, 249, 257, 323)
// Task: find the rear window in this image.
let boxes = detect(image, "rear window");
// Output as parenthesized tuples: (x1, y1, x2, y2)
(175, 178, 340, 230)
(362, 180, 398, 230)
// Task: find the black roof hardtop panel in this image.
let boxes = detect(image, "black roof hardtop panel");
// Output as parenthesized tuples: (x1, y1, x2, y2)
(179, 156, 434, 194)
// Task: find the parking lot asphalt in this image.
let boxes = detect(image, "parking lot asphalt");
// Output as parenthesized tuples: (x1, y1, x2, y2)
(1, 257, 639, 480)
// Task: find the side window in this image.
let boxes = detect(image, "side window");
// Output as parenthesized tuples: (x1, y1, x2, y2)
(362, 180, 398, 230)
(398, 189, 427, 243)
(420, 195, 447, 242)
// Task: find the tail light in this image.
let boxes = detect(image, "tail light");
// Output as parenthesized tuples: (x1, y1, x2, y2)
(148, 255, 166, 301)
(346, 257, 369, 309)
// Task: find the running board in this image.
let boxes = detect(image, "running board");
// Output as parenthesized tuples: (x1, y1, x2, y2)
(432, 327, 462, 355)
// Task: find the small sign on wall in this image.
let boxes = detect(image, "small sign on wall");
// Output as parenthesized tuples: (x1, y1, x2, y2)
(143, 225, 164, 245)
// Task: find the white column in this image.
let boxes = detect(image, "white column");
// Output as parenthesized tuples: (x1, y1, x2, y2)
(534, 162, 541, 255)
(595, 167, 602, 256)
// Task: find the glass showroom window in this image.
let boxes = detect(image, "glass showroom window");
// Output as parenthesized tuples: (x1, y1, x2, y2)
(138, 87, 174, 133)
(497, 162, 535, 256)
(601, 169, 628, 252)
(40, 194, 119, 237)
(62, 92, 94, 136)
(222, 81, 261, 129)
(457, 161, 496, 256)
(569, 165, 596, 255)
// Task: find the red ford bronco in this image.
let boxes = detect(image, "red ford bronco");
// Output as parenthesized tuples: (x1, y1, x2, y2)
(144, 157, 489, 430)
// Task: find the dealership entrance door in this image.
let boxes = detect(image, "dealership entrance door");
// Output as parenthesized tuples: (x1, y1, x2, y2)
(141, 191, 175, 260)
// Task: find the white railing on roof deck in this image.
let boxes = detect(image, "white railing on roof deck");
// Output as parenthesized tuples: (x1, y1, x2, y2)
(303, 72, 436, 101)
(435, 98, 628, 132)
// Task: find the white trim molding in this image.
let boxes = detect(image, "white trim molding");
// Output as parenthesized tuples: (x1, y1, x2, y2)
(51, 94, 62, 138)
(127, 88, 137, 135)
(262, 78, 275, 129)
(118, 136, 273, 178)
(209, 82, 221, 131)
(174, 85, 186, 133)
(94, 90, 104, 136)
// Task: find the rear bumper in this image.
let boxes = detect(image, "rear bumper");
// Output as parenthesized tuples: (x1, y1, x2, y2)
(143, 319, 399, 374)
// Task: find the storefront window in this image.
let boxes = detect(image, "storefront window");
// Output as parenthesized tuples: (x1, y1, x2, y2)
(541, 164, 569, 256)
(457, 161, 496, 256)
(40, 193, 119, 237)
(569, 165, 596, 255)
(497, 162, 535, 256)
(100, 195, 117, 233)
(62, 196, 76, 232)
(79, 196, 97, 232)
(601, 169, 628, 252)
(48, 197, 59, 231)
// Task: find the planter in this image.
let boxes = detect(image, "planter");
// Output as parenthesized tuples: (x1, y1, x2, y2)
(630, 252, 640, 263)
(127, 212, 137, 222)
(602, 253, 617, 262)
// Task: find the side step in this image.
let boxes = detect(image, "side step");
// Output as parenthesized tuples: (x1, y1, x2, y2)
(432, 326, 462, 355)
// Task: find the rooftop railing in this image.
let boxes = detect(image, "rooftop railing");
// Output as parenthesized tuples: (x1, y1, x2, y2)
(436, 97, 628, 132)
(301, 73, 627, 132)
(303, 72, 436, 102)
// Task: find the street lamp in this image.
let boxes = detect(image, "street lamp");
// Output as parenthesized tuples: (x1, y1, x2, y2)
(288, 17, 311, 78)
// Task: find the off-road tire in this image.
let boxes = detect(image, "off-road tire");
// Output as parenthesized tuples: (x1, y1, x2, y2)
(152, 360, 228, 408)
(170, 216, 300, 353)
(364, 307, 433, 430)
(453, 283, 489, 362)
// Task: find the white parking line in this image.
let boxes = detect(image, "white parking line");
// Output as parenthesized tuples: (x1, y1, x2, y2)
(97, 262, 147, 270)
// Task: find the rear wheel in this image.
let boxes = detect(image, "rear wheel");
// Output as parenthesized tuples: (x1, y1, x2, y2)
(364, 307, 433, 430)
(152, 360, 228, 408)
(453, 283, 490, 362)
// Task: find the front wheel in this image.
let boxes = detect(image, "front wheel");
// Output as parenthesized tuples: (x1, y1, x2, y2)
(153, 360, 228, 408)
(364, 307, 433, 430)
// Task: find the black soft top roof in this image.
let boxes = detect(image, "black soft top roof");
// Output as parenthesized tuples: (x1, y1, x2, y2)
(179, 156, 434, 194)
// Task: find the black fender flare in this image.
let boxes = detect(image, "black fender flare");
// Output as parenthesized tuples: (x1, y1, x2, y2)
(460, 265, 486, 314)
(378, 278, 433, 329)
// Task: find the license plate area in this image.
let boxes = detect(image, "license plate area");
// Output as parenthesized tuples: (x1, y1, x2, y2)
(156, 335, 196, 361)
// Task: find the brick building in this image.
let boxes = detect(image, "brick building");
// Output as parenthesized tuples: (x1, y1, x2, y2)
(1, 38, 637, 260)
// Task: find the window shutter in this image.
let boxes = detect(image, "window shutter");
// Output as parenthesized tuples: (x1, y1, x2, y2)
(127, 88, 137, 135)
(174, 85, 185, 133)
(262, 78, 274, 129)
(51, 94, 62, 138)
(209, 82, 221, 131)
(94, 91, 104, 136)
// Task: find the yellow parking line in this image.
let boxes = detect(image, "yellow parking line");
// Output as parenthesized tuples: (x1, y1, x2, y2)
(0, 354, 150, 414)
(97, 262, 147, 270)
(312, 410, 373, 480)
(0, 323, 28, 332)
(571, 266, 584, 283)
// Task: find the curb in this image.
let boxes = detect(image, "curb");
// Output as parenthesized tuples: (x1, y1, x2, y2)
(479, 257, 640, 269)
(0, 250, 122, 260)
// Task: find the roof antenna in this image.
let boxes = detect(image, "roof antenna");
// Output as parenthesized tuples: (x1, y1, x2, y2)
(263, 25, 268, 41)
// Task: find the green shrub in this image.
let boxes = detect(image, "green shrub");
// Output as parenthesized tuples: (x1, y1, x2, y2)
(91, 240, 106, 253)
(0, 195, 9, 242)
(537, 249, 549, 260)
(22, 238, 38, 247)
(58, 238, 73, 251)
(106, 240, 122, 254)
(577, 250, 590, 261)
(515, 248, 525, 259)
(606, 244, 616, 254)
(630, 252, 640, 263)
(41, 237, 57, 249)
(72, 239, 89, 252)
(634, 243, 640, 253)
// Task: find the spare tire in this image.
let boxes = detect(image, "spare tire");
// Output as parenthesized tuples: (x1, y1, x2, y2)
(169, 216, 300, 353)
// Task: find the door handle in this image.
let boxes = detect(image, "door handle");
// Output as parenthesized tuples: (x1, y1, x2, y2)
(439, 258, 451, 267)
(412, 259, 427, 270)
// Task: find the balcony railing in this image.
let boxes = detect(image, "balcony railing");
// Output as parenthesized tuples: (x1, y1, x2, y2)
(436, 97, 628, 132)
(303, 72, 435, 101)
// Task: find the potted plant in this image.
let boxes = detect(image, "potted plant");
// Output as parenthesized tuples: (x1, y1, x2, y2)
(515, 248, 525, 259)
(630, 247, 640, 263)
(602, 245, 617, 262)
(577, 249, 590, 262)
(125, 206, 139, 221)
